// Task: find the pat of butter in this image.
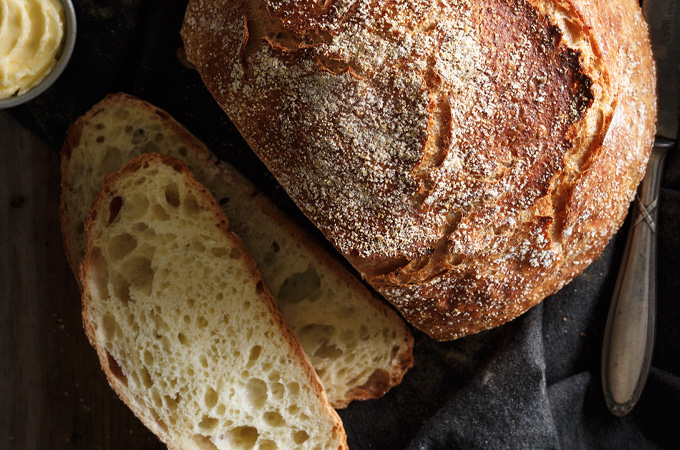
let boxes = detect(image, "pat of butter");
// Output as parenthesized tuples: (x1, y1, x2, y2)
(0, 0, 65, 99)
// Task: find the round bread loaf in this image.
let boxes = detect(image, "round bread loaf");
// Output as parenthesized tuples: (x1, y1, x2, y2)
(181, 0, 656, 340)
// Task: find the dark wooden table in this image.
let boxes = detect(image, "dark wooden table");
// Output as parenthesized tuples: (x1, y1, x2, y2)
(0, 112, 164, 449)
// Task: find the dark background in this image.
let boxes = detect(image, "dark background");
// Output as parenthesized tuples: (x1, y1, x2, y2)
(3, 1, 679, 448)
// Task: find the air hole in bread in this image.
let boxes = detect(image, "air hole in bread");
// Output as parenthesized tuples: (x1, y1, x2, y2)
(227, 426, 259, 449)
(200, 354, 209, 368)
(101, 146, 123, 175)
(151, 204, 170, 220)
(108, 232, 137, 262)
(102, 313, 121, 341)
(215, 403, 226, 415)
(297, 323, 335, 355)
(113, 109, 129, 121)
(390, 345, 401, 360)
(204, 386, 219, 408)
(287, 382, 300, 396)
(133, 176, 147, 186)
(258, 439, 278, 450)
(149, 309, 169, 336)
(292, 430, 309, 445)
(197, 316, 208, 329)
(178, 332, 188, 345)
(191, 434, 219, 450)
(229, 247, 242, 260)
(184, 193, 201, 214)
(271, 382, 284, 400)
(287, 404, 300, 415)
(109, 196, 123, 225)
(110, 271, 132, 304)
(211, 247, 228, 258)
(192, 239, 206, 253)
(131, 128, 146, 145)
(151, 389, 163, 408)
(143, 350, 154, 366)
(94, 122, 105, 130)
(105, 350, 127, 386)
(140, 366, 154, 389)
(277, 265, 321, 304)
(126, 312, 137, 330)
(122, 192, 149, 220)
(121, 256, 154, 295)
(247, 345, 262, 368)
(124, 125, 133, 134)
(89, 247, 110, 300)
(132, 222, 149, 233)
(164, 394, 179, 411)
(96, 135, 105, 143)
(177, 146, 188, 157)
(245, 378, 268, 408)
(255, 281, 265, 295)
(314, 342, 343, 359)
(164, 183, 181, 208)
(339, 329, 356, 344)
(153, 132, 164, 144)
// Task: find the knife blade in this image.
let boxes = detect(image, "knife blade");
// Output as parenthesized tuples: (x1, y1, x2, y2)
(601, 0, 679, 417)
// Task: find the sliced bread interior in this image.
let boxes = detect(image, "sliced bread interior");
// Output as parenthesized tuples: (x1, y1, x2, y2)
(81, 153, 347, 450)
(61, 93, 413, 408)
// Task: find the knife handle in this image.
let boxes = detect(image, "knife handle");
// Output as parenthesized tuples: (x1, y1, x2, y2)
(601, 138, 672, 416)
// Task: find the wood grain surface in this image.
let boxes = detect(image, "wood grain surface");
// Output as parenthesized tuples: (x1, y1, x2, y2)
(0, 112, 164, 449)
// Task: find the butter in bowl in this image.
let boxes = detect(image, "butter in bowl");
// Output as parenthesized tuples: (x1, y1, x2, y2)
(0, 0, 76, 109)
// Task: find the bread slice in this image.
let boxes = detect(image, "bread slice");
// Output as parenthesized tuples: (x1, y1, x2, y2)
(81, 153, 347, 450)
(60, 93, 413, 408)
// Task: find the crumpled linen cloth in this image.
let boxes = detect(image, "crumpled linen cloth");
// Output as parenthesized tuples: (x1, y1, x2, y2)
(11, 1, 679, 448)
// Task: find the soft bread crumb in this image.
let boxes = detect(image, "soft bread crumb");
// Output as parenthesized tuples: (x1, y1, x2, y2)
(81, 153, 347, 450)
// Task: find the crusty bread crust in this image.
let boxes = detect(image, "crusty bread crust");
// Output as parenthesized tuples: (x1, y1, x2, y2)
(181, 0, 656, 340)
(81, 153, 347, 449)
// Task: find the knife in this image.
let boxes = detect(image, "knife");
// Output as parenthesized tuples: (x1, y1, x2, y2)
(601, 0, 680, 417)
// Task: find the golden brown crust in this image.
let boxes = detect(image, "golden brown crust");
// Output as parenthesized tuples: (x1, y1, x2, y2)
(182, 0, 655, 340)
